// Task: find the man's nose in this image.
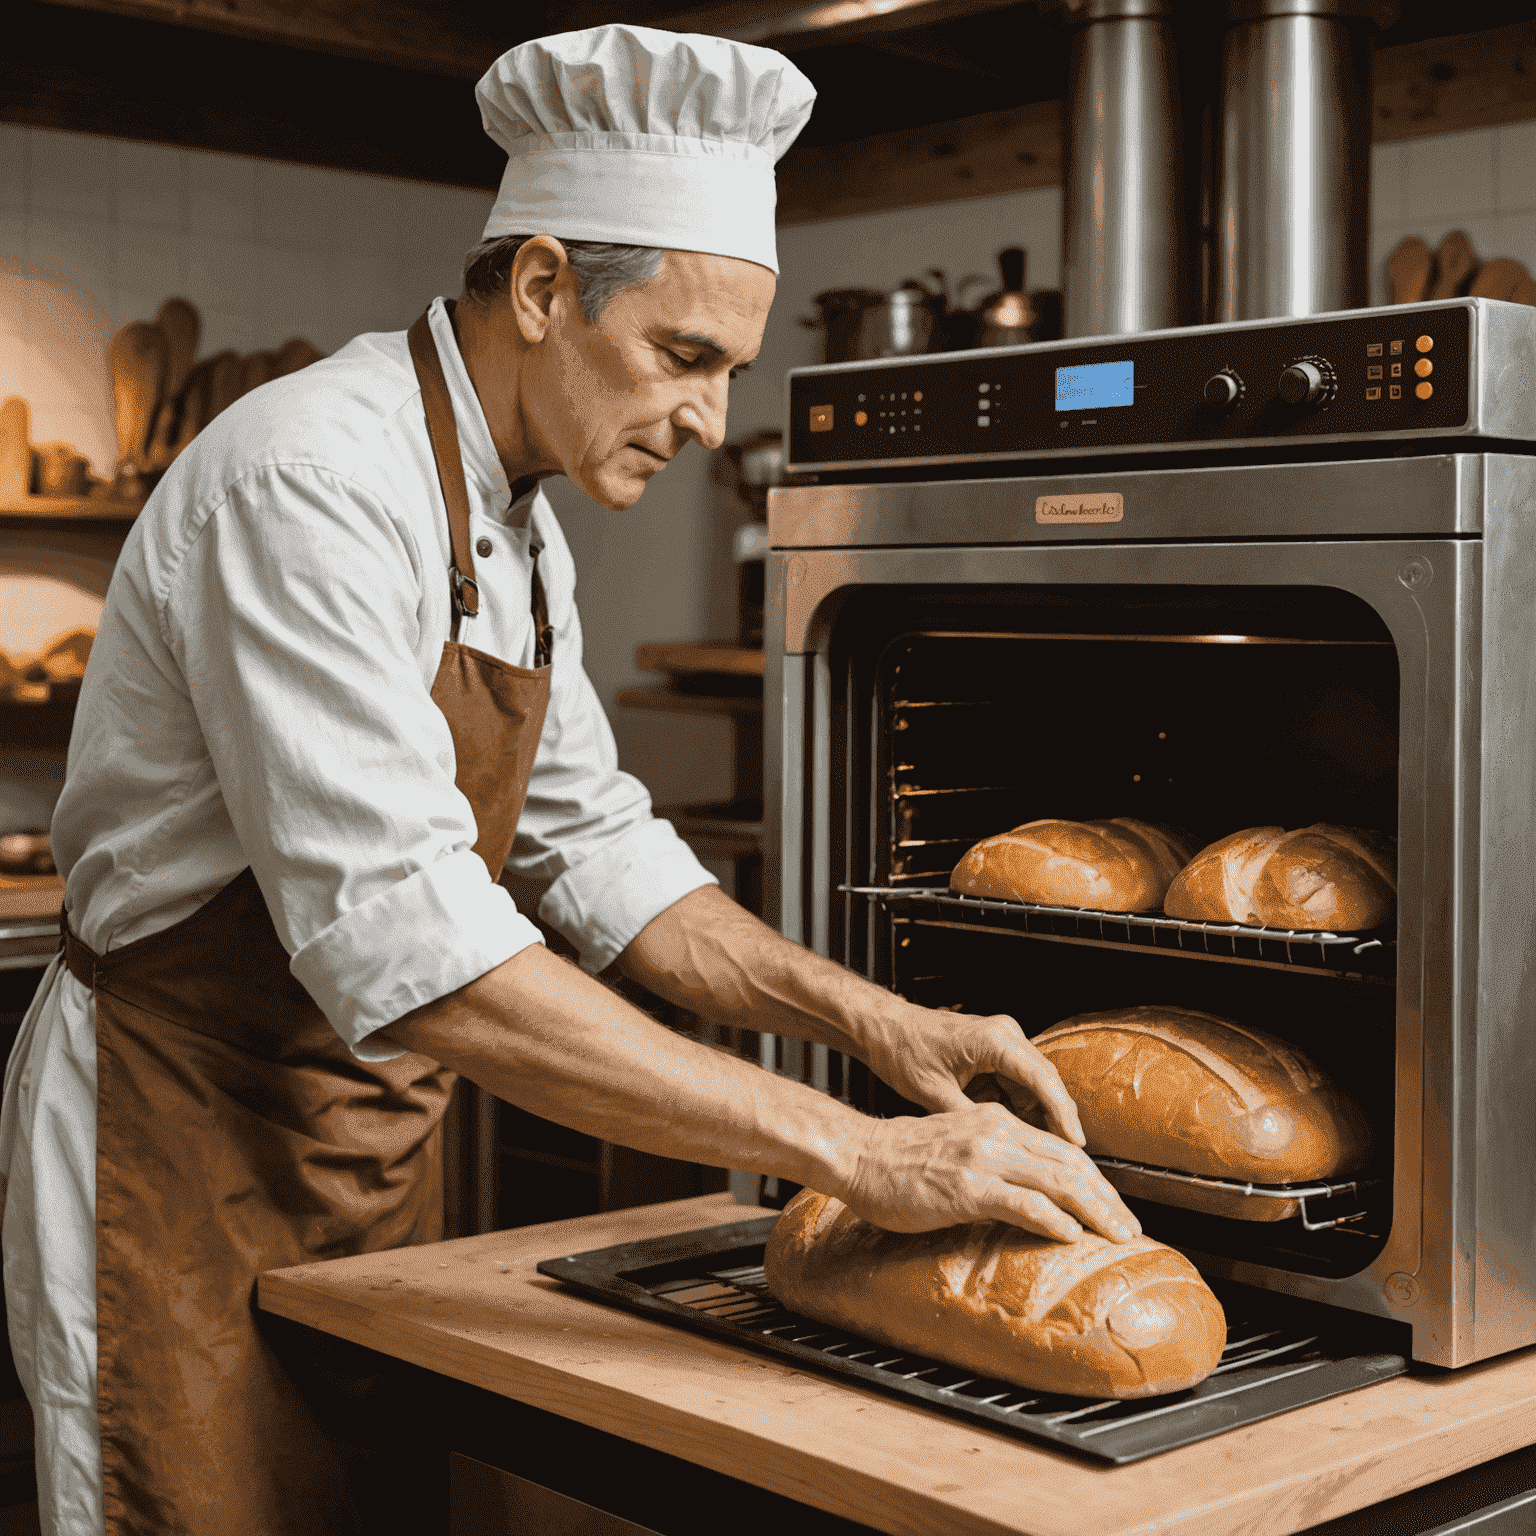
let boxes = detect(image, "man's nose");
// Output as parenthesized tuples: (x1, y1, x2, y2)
(674, 377, 728, 451)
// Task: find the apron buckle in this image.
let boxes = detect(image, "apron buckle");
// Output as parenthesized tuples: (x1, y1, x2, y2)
(451, 567, 480, 619)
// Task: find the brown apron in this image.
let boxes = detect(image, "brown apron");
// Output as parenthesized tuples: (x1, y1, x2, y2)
(61, 306, 552, 1533)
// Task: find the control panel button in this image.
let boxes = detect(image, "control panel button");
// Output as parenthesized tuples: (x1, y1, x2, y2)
(1416, 381, 1433, 400)
(1417, 334, 1433, 353)
(1203, 370, 1242, 408)
(1415, 357, 1433, 377)
(1279, 360, 1333, 407)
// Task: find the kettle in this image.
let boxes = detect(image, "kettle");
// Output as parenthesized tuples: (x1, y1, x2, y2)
(973, 248, 1037, 348)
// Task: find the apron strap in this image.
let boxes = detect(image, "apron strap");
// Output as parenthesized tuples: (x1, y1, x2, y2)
(407, 306, 555, 665)
(407, 305, 479, 639)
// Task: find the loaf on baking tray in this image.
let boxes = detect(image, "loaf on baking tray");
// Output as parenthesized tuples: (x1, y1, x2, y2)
(1164, 824, 1396, 932)
(949, 819, 1200, 913)
(763, 1189, 1227, 1400)
(1032, 1007, 1372, 1195)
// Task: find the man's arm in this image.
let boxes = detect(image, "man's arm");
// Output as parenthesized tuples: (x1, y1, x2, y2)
(617, 885, 1084, 1136)
(377, 941, 1139, 1243)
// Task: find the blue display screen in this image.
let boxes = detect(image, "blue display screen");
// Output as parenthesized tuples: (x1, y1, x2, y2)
(1055, 360, 1135, 411)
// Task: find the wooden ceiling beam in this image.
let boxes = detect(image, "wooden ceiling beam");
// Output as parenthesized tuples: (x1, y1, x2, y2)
(29, 0, 519, 78)
(647, 0, 1045, 51)
(775, 18, 1536, 226)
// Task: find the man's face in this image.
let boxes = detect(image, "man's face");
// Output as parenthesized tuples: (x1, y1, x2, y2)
(521, 248, 775, 510)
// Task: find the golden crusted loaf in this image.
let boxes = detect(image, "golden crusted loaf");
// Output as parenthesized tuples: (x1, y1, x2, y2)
(763, 1189, 1227, 1400)
(1164, 824, 1396, 931)
(950, 819, 1201, 913)
(1032, 1007, 1372, 1186)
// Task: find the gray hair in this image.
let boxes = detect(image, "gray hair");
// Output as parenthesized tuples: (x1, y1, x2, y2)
(461, 236, 666, 324)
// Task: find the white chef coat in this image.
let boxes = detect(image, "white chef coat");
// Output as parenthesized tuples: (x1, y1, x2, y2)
(0, 296, 715, 1534)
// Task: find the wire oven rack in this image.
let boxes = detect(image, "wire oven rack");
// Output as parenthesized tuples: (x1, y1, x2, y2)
(1088, 1156, 1382, 1230)
(538, 1215, 1406, 1466)
(843, 885, 1396, 980)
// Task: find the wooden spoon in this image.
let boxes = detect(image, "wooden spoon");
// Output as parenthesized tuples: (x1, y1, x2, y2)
(272, 337, 324, 377)
(1388, 236, 1434, 305)
(156, 298, 200, 400)
(1470, 257, 1531, 302)
(206, 351, 246, 421)
(241, 351, 277, 397)
(108, 321, 169, 480)
(1429, 231, 1479, 299)
(177, 358, 214, 447)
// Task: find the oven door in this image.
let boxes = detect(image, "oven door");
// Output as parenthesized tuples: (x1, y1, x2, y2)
(763, 453, 1536, 1369)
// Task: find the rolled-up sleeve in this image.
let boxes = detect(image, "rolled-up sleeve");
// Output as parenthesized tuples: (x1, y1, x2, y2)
(163, 463, 544, 1058)
(505, 511, 716, 973)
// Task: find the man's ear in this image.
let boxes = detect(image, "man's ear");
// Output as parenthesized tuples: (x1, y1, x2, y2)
(510, 235, 572, 345)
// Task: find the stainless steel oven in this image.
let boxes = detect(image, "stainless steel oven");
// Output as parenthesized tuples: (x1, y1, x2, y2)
(764, 297, 1536, 1369)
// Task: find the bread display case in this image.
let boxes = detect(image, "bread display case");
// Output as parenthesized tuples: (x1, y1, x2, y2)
(767, 297, 1536, 1371)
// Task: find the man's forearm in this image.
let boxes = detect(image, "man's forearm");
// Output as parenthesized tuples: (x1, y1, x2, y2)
(377, 940, 869, 1190)
(616, 885, 908, 1065)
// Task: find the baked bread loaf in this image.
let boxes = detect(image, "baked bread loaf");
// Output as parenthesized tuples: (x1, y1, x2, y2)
(1032, 1007, 1372, 1192)
(1164, 824, 1395, 931)
(763, 1189, 1227, 1400)
(950, 819, 1200, 913)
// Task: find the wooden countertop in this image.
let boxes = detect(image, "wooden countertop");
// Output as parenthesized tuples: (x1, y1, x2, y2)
(259, 1194, 1536, 1536)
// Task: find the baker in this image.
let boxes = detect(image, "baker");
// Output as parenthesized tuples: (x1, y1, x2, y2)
(0, 24, 1137, 1533)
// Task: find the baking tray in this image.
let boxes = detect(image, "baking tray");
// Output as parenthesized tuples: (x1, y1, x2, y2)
(538, 1215, 1407, 1465)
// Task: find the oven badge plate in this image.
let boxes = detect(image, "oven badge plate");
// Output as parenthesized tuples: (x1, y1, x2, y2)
(1036, 491, 1124, 525)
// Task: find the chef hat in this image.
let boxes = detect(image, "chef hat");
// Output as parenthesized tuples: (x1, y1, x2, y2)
(475, 25, 816, 275)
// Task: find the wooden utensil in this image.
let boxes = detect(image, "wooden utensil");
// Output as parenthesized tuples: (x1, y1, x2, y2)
(1387, 236, 1433, 305)
(1429, 231, 1479, 299)
(206, 351, 246, 421)
(178, 358, 214, 445)
(1470, 257, 1531, 302)
(144, 400, 180, 474)
(272, 337, 324, 377)
(108, 321, 169, 482)
(241, 351, 277, 397)
(0, 396, 29, 502)
(156, 298, 200, 400)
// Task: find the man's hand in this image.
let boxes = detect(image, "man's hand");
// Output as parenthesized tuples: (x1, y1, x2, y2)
(858, 1003, 1086, 1145)
(840, 1102, 1140, 1244)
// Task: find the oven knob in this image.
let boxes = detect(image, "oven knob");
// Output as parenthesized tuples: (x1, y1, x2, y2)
(1203, 371, 1243, 409)
(1278, 360, 1333, 407)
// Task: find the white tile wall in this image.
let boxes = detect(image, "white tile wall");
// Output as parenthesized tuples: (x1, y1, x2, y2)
(1368, 125, 1536, 303)
(0, 123, 492, 476)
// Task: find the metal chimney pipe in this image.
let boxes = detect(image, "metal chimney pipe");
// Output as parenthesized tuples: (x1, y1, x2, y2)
(1215, 0, 1397, 321)
(1062, 0, 1184, 339)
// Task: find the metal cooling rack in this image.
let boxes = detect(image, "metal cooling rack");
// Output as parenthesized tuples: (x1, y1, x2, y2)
(844, 885, 1395, 979)
(537, 1215, 1405, 1465)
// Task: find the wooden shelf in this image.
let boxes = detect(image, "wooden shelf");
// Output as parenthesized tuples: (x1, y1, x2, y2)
(0, 494, 143, 522)
(615, 688, 763, 720)
(0, 879, 63, 923)
(636, 641, 765, 679)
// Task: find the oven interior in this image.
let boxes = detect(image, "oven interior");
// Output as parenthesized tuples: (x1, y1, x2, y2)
(821, 582, 1400, 1281)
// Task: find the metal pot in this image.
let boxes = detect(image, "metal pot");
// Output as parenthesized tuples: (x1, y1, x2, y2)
(803, 278, 946, 363)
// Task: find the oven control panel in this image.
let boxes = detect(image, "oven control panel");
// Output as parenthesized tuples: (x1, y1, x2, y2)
(786, 301, 1495, 472)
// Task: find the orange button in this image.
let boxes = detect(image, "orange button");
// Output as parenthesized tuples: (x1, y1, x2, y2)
(1416, 381, 1433, 400)
(809, 404, 833, 432)
(913, 390, 923, 403)
(1417, 334, 1433, 353)
(854, 410, 867, 426)
(1415, 357, 1432, 377)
